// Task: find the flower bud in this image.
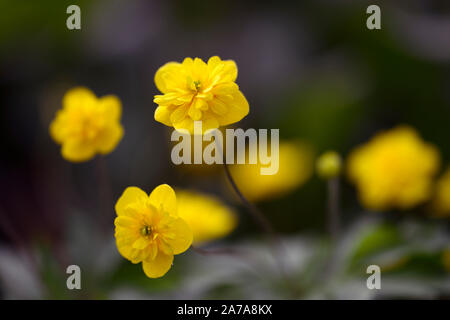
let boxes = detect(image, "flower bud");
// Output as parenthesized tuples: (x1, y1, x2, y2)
(316, 151, 342, 179)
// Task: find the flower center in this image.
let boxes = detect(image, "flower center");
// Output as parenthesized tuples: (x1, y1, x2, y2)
(80, 117, 101, 140)
(140, 225, 152, 237)
(193, 80, 201, 91)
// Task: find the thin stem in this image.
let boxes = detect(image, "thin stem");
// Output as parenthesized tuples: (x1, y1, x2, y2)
(211, 133, 300, 296)
(222, 162, 274, 236)
(222, 161, 302, 297)
(321, 177, 341, 292)
(327, 177, 340, 242)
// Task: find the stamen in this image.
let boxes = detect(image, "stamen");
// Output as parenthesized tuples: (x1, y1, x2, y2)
(140, 225, 152, 236)
(193, 80, 201, 90)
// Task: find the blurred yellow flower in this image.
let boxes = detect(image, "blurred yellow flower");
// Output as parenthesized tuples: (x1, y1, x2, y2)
(177, 189, 237, 244)
(316, 151, 342, 179)
(347, 125, 440, 211)
(229, 141, 314, 202)
(50, 87, 124, 162)
(430, 167, 450, 217)
(114, 185, 193, 278)
(153, 56, 249, 133)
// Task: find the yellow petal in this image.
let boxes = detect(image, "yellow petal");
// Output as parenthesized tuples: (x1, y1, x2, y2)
(192, 58, 208, 82)
(115, 187, 148, 216)
(148, 184, 177, 216)
(207, 57, 238, 82)
(209, 99, 228, 116)
(188, 104, 202, 121)
(97, 124, 124, 154)
(132, 237, 150, 250)
(154, 106, 172, 126)
(202, 117, 220, 133)
(114, 216, 139, 228)
(176, 189, 237, 244)
(116, 242, 133, 261)
(207, 56, 222, 70)
(216, 90, 249, 126)
(49, 111, 65, 144)
(182, 57, 194, 69)
(128, 248, 147, 264)
(142, 252, 174, 278)
(165, 218, 193, 255)
(158, 238, 174, 255)
(148, 242, 158, 260)
(208, 59, 237, 83)
(154, 62, 181, 94)
(98, 95, 122, 120)
(173, 117, 195, 134)
(193, 98, 208, 110)
(63, 87, 97, 111)
(116, 236, 141, 262)
(170, 105, 188, 124)
(61, 138, 96, 162)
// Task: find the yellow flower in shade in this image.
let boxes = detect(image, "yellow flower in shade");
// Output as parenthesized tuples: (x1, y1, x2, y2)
(228, 141, 314, 202)
(430, 167, 450, 217)
(316, 151, 342, 179)
(50, 87, 124, 162)
(177, 190, 237, 244)
(347, 126, 440, 211)
(114, 185, 193, 278)
(153, 56, 249, 133)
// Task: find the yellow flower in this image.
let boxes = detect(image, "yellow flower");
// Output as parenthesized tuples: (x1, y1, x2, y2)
(50, 87, 124, 162)
(316, 151, 342, 179)
(430, 166, 450, 217)
(229, 141, 314, 202)
(177, 189, 237, 244)
(347, 125, 440, 211)
(153, 56, 249, 133)
(114, 185, 193, 278)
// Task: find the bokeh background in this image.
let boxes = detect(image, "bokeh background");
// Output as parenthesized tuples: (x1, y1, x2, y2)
(0, 0, 449, 299)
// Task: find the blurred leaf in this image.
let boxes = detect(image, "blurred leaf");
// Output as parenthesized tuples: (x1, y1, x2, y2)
(351, 223, 402, 264)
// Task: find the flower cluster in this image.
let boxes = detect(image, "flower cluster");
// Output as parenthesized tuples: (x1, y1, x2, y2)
(49, 56, 449, 283)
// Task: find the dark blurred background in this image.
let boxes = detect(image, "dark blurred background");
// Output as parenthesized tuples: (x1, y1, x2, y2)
(0, 0, 449, 299)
